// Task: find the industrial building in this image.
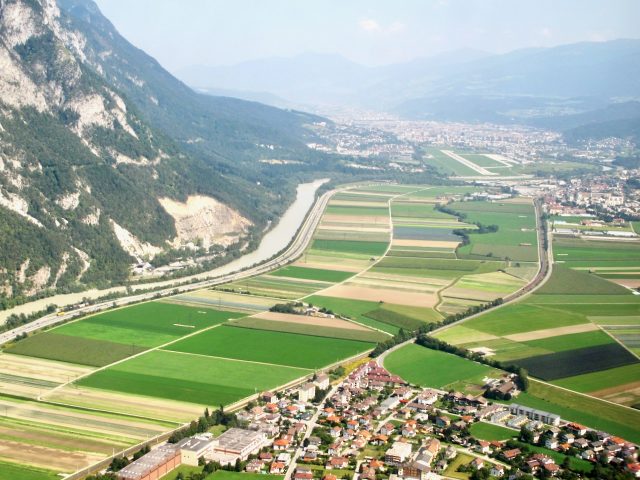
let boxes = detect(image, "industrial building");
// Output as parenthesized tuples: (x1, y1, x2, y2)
(117, 444, 180, 480)
(177, 434, 216, 466)
(208, 428, 268, 465)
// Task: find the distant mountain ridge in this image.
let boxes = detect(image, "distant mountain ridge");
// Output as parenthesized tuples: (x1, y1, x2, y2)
(180, 40, 640, 141)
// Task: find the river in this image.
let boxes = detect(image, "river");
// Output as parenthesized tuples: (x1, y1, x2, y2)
(0, 178, 329, 324)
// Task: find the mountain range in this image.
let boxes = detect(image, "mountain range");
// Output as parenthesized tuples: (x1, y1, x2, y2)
(0, 0, 337, 302)
(178, 40, 640, 140)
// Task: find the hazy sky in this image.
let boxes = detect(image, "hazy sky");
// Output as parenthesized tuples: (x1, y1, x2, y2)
(94, 0, 640, 72)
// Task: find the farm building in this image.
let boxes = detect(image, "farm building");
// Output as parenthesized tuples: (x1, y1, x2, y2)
(117, 444, 181, 480)
(509, 404, 560, 426)
(208, 428, 268, 464)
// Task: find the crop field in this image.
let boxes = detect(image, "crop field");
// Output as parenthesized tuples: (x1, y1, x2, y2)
(0, 394, 173, 473)
(169, 290, 276, 313)
(165, 325, 373, 369)
(517, 380, 640, 444)
(311, 239, 389, 257)
(452, 200, 538, 262)
(4, 303, 243, 366)
(0, 462, 59, 480)
(384, 344, 497, 390)
(228, 317, 389, 343)
(222, 274, 328, 299)
(305, 295, 400, 334)
(269, 265, 354, 283)
(78, 350, 309, 407)
(536, 265, 630, 295)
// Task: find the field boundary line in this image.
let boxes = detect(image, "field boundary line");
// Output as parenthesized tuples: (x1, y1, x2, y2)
(39, 323, 226, 401)
(592, 323, 640, 360)
(156, 348, 313, 371)
(531, 378, 640, 414)
(297, 186, 434, 302)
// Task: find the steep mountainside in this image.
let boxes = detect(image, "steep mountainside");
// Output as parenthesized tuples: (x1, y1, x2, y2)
(0, 0, 330, 304)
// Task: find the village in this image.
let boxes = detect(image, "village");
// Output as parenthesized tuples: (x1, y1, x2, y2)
(112, 360, 639, 480)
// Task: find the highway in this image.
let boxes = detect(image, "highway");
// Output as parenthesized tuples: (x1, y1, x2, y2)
(0, 188, 336, 346)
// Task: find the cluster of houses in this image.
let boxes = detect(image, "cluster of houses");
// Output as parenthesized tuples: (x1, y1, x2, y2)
(116, 359, 639, 480)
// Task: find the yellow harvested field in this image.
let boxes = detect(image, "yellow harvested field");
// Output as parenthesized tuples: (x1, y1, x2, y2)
(322, 214, 390, 225)
(589, 381, 640, 407)
(392, 239, 460, 248)
(503, 323, 598, 342)
(322, 284, 439, 307)
(46, 387, 202, 424)
(253, 311, 370, 331)
(0, 396, 170, 439)
(351, 277, 442, 294)
(343, 190, 393, 197)
(0, 438, 103, 473)
(0, 353, 93, 383)
(612, 279, 640, 288)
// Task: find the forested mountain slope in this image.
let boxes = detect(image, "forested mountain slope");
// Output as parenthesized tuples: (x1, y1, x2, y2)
(0, 0, 331, 304)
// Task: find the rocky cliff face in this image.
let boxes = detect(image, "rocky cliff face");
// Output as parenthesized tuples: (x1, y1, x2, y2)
(0, 0, 324, 302)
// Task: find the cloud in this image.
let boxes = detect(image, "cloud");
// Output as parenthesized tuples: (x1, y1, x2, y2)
(358, 18, 406, 35)
(359, 19, 380, 32)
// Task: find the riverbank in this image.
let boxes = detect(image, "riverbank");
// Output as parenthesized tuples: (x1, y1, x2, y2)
(0, 179, 329, 325)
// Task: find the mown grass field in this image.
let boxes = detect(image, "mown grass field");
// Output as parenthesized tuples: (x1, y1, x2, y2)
(269, 265, 354, 283)
(0, 462, 59, 480)
(516, 380, 640, 443)
(165, 325, 374, 369)
(228, 317, 389, 343)
(552, 363, 640, 393)
(78, 350, 308, 407)
(469, 422, 516, 441)
(305, 295, 400, 334)
(4, 303, 243, 366)
(311, 239, 388, 256)
(384, 344, 496, 389)
(451, 200, 538, 262)
(536, 266, 630, 295)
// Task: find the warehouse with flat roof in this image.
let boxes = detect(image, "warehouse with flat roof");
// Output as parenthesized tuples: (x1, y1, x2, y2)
(117, 444, 180, 480)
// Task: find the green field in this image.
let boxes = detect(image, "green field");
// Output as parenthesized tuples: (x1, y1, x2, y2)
(58, 302, 243, 346)
(516, 380, 640, 443)
(269, 265, 354, 283)
(451, 201, 538, 262)
(0, 462, 59, 480)
(305, 295, 400, 334)
(166, 325, 374, 369)
(522, 330, 614, 353)
(384, 344, 495, 389)
(325, 205, 389, 216)
(4, 303, 243, 366)
(78, 350, 308, 406)
(552, 363, 640, 393)
(443, 453, 473, 480)
(5, 332, 148, 367)
(469, 422, 516, 441)
(536, 266, 630, 295)
(228, 317, 389, 343)
(311, 239, 388, 256)
(162, 467, 284, 480)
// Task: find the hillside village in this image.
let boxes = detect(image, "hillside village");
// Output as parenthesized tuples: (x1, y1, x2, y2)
(110, 358, 639, 480)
